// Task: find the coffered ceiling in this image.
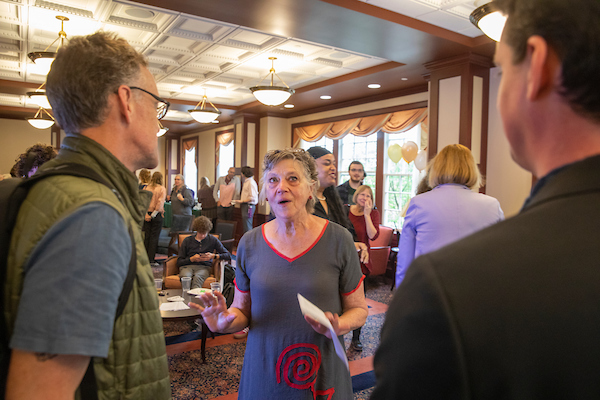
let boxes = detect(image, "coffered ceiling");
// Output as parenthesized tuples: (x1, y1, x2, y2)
(0, 0, 495, 135)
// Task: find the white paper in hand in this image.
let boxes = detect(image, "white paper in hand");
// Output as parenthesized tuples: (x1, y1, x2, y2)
(297, 293, 349, 370)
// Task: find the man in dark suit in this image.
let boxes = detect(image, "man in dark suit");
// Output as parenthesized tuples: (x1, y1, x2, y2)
(371, 0, 600, 398)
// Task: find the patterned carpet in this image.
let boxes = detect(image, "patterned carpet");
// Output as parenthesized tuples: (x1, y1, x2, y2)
(163, 274, 393, 399)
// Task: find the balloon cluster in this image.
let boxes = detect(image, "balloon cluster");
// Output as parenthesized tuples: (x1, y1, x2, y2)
(387, 142, 428, 171)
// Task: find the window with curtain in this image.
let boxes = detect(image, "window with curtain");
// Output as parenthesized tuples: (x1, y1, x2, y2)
(182, 138, 197, 196)
(383, 125, 422, 229)
(300, 136, 333, 152)
(218, 141, 234, 179)
(338, 134, 377, 192)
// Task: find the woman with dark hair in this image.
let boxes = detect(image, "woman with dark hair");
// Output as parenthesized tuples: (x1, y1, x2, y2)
(144, 171, 166, 264)
(396, 144, 504, 288)
(197, 176, 217, 230)
(307, 147, 368, 261)
(191, 148, 367, 399)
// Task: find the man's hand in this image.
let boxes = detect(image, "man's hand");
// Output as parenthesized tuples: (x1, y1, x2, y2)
(144, 214, 151, 222)
(190, 254, 202, 262)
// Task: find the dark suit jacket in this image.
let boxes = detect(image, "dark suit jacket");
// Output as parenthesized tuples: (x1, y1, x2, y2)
(371, 155, 600, 399)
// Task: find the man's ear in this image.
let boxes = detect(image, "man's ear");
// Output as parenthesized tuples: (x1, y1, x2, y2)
(526, 35, 561, 101)
(115, 85, 134, 124)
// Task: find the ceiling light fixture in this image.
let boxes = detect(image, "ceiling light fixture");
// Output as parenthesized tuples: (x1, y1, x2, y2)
(284, 104, 294, 108)
(27, 16, 70, 72)
(469, 2, 507, 42)
(188, 89, 221, 123)
(250, 57, 295, 106)
(27, 107, 55, 129)
(368, 84, 381, 89)
(157, 121, 168, 137)
(320, 95, 331, 100)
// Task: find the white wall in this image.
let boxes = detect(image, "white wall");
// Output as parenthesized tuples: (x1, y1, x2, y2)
(0, 119, 52, 174)
(485, 67, 532, 217)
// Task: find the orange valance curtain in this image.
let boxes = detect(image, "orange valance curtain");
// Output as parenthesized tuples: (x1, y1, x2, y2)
(215, 131, 234, 170)
(217, 132, 235, 145)
(293, 108, 427, 147)
(182, 138, 197, 171)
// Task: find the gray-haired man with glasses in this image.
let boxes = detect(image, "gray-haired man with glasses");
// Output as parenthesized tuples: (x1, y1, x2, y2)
(5, 31, 171, 399)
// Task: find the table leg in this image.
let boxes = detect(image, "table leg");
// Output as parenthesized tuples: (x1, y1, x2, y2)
(201, 322, 208, 363)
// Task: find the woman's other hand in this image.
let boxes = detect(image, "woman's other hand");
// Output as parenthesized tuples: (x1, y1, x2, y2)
(354, 242, 369, 263)
(304, 312, 340, 339)
(144, 214, 151, 222)
(189, 292, 236, 332)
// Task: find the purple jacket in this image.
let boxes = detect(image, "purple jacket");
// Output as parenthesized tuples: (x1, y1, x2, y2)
(396, 184, 504, 288)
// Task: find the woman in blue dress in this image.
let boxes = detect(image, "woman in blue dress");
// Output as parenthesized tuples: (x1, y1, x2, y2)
(191, 148, 368, 399)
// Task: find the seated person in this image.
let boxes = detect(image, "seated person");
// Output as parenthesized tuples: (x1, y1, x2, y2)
(177, 216, 232, 289)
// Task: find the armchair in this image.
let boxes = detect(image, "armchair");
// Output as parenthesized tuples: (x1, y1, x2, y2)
(368, 225, 394, 276)
(163, 255, 222, 289)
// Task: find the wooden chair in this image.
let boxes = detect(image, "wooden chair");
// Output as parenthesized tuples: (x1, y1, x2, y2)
(368, 225, 394, 276)
(215, 219, 237, 253)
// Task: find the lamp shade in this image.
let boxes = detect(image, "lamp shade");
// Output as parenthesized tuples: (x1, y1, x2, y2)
(250, 86, 294, 106)
(470, 3, 507, 42)
(157, 127, 168, 137)
(27, 92, 51, 109)
(27, 118, 55, 129)
(189, 109, 221, 123)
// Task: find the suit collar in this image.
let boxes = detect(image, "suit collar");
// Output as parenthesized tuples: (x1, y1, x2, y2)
(522, 154, 600, 212)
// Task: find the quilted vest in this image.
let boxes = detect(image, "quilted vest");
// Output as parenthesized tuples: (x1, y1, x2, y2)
(5, 134, 171, 399)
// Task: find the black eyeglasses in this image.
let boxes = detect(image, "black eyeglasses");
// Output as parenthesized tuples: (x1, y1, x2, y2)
(129, 86, 170, 120)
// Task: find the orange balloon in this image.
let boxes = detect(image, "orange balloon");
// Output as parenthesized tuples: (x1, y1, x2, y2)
(402, 141, 418, 163)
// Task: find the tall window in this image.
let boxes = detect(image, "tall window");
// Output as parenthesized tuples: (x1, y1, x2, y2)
(338, 134, 377, 191)
(218, 141, 234, 179)
(383, 125, 422, 228)
(182, 138, 197, 196)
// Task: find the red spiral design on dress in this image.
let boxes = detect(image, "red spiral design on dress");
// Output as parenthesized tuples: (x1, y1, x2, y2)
(276, 343, 322, 391)
(276, 343, 336, 399)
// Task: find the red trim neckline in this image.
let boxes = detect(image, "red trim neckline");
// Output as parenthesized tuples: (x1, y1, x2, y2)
(262, 221, 329, 263)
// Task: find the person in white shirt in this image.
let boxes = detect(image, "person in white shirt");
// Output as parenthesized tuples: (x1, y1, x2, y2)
(237, 166, 259, 233)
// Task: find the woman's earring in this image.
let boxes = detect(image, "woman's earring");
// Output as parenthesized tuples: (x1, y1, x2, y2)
(309, 195, 313, 199)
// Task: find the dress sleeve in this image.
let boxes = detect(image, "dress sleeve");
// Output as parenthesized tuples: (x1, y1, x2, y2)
(10, 203, 130, 358)
(396, 200, 418, 288)
(234, 233, 250, 293)
(370, 209, 381, 241)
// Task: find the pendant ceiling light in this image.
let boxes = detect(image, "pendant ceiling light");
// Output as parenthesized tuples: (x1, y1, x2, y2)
(27, 82, 51, 109)
(27, 107, 55, 129)
(469, 2, 507, 42)
(188, 89, 221, 123)
(250, 57, 294, 106)
(28, 15, 69, 73)
(157, 121, 169, 137)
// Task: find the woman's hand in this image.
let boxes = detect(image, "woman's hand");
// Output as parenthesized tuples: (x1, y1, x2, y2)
(189, 292, 236, 332)
(177, 193, 184, 201)
(144, 214, 151, 222)
(364, 198, 373, 216)
(304, 312, 340, 339)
